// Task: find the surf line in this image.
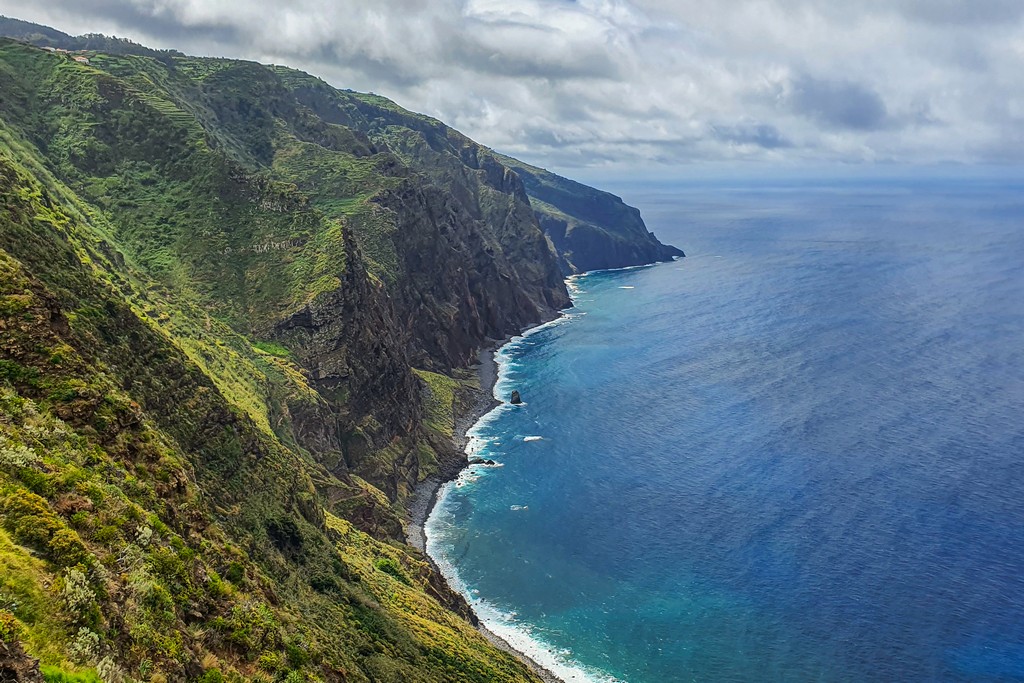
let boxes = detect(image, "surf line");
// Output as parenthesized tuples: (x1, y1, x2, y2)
(424, 264, 663, 683)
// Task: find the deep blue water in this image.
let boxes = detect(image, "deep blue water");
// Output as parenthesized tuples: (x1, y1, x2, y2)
(425, 178, 1024, 682)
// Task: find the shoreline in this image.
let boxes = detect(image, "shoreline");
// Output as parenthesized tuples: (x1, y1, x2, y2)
(404, 261, 669, 682)
(403, 342, 502, 555)
(404, 333, 567, 683)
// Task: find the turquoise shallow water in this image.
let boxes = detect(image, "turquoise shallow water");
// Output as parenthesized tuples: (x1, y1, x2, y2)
(425, 179, 1024, 682)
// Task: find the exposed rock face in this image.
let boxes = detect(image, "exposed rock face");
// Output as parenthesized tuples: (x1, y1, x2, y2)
(280, 75, 573, 368)
(510, 390, 523, 405)
(0, 638, 44, 683)
(274, 228, 419, 469)
(379, 179, 567, 369)
(497, 154, 685, 274)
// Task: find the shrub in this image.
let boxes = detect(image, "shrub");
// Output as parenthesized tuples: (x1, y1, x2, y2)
(68, 627, 101, 663)
(0, 435, 37, 469)
(227, 601, 281, 652)
(50, 528, 91, 567)
(266, 516, 304, 559)
(0, 609, 19, 643)
(17, 468, 53, 497)
(285, 640, 311, 668)
(60, 568, 95, 613)
(257, 651, 282, 672)
(0, 360, 39, 386)
(96, 657, 127, 683)
(1, 490, 92, 568)
(136, 525, 154, 548)
(373, 557, 410, 586)
(205, 570, 230, 599)
(224, 561, 244, 585)
(40, 666, 104, 683)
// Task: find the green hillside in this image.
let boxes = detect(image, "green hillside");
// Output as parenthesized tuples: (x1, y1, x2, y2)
(0, 18, 680, 681)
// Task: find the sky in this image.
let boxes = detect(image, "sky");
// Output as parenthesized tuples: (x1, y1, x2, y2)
(4, 0, 1024, 174)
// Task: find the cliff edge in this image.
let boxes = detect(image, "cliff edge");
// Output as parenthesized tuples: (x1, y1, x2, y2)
(497, 154, 685, 273)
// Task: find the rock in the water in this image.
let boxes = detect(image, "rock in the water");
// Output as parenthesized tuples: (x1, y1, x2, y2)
(510, 390, 522, 405)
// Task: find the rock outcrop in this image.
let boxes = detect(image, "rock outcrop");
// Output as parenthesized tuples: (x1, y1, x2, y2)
(497, 154, 685, 273)
(0, 633, 44, 683)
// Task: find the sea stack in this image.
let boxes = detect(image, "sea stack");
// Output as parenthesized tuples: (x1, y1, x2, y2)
(510, 390, 522, 405)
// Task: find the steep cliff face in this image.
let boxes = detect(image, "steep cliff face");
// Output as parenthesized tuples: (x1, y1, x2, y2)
(0, 19, 684, 682)
(273, 69, 571, 367)
(498, 154, 685, 273)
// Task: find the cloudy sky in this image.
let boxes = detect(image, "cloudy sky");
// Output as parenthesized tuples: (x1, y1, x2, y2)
(5, 0, 1024, 172)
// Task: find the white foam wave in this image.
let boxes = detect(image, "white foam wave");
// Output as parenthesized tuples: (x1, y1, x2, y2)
(618, 286, 635, 289)
(422, 269, 642, 683)
(425, 495, 621, 683)
(491, 313, 585, 402)
(578, 261, 655, 276)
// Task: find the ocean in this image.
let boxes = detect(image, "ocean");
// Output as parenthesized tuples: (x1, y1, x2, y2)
(424, 177, 1024, 682)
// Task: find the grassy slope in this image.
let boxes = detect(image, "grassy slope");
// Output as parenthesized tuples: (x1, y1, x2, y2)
(0, 40, 540, 682)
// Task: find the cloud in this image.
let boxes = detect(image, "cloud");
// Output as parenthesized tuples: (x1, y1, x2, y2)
(3, 0, 1022, 170)
(787, 76, 889, 131)
(895, 0, 1024, 26)
(712, 123, 793, 149)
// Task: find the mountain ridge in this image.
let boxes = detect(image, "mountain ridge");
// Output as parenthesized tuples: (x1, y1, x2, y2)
(0, 17, 682, 683)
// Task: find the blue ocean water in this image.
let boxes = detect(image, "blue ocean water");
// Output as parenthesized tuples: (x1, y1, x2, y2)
(425, 178, 1024, 682)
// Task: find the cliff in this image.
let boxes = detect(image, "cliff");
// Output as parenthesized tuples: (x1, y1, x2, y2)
(496, 155, 685, 273)
(0, 18, 682, 683)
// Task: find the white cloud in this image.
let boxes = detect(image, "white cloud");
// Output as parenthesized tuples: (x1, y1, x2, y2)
(4, 0, 1023, 169)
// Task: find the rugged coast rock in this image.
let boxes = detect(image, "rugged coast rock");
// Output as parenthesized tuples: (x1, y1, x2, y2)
(498, 154, 685, 273)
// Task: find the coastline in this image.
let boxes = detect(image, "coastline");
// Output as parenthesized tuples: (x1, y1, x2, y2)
(405, 265, 664, 683)
(404, 335, 567, 683)
(404, 343, 502, 555)
(405, 263, 672, 681)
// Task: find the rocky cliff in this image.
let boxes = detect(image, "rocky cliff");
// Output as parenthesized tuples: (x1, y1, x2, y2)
(0, 17, 682, 683)
(497, 155, 685, 273)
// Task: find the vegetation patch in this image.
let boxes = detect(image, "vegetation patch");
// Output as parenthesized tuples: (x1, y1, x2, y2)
(413, 369, 459, 438)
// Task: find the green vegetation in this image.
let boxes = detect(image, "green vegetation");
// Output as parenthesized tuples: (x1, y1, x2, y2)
(0, 15, 671, 680)
(413, 369, 460, 438)
(495, 152, 684, 273)
(0, 29, 550, 681)
(41, 667, 103, 683)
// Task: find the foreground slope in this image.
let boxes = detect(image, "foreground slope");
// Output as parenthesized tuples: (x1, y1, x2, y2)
(0, 18, 682, 681)
(0, 38, 544, 682)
